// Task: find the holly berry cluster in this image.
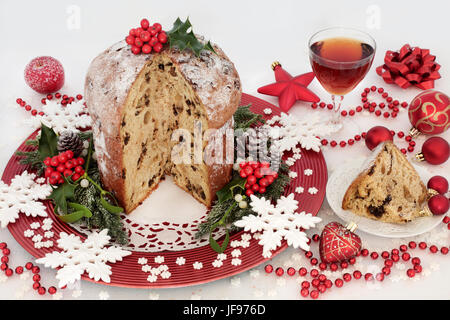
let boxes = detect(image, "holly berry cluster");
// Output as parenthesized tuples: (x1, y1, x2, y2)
(126, 18, 168, 55)
(43, 150, 85, 185)
(238, 161, 279, 196)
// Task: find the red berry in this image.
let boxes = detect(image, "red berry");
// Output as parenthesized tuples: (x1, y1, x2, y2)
(129, 28, 137, 36)
(245, 189, 253, 197)
(335, 279, 344, 287)
(247, 175, 257, 185)
(149, 27, 158, 36)
(56, 165, 66, 173)
(243, 166, 253, 176)
(125, 35, 135, 45)
(24, 56, 65, 94)
(140, 18, 150, 29)
(153, 42, 163, 53)
(63, 169, 73, 177)
(33, 274, 41, 282)
(31, 266, 40, 274)
(266, 176, 274, 184)
(50, 171, 61, 180)
(58, 154, 68, 164)
(50, 156, 59, 167)
(44, 167, 54, 178)
(158, 32, 168, 44)
(251, 184, 260, 192)
(253, 168, 263, 179)
(74, 165, 84, 174)
(5, 269, 13, 277)
(25, 262, 33, 270)
(32, 282, 40, 290)
(134, 38, 144, 48)
(131, 45, 141, 55)
(72, 173, 81, 181)
(76, 158, 85, 166)
(149, 36, 159, 47)
(239, 162, 247, 169)
(135, 27, 143, 38)
(287, 267, 296, 276)
(76, 94, 82, 100)
(140, 31, 151, 42)
(1, 256, 8, 263)
(142, 44, 152, 54)
(239, 170, 247, 178)
(153, 23, 162, 33)
(259, 178, 269, 187)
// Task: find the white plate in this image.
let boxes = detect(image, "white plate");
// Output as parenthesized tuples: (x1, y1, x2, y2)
(326, 157, 445, 238)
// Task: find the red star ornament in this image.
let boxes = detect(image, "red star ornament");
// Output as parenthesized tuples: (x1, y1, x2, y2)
(257, 61, 320, 112)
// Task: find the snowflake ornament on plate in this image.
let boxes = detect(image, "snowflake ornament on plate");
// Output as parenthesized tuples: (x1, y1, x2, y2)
(234, 194, 321, 258)
(35, 229, 131, 288)
(0, 171, 52, 228)
(265, 112, 341, 153)
(24, 99, 91, 135)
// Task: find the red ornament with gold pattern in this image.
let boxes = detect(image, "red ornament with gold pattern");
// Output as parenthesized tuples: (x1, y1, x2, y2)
(319, 221, 362, 263)
(408, 90, 450, 137)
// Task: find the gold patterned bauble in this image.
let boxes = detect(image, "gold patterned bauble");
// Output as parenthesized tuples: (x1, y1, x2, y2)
(408, 90, 450, 137)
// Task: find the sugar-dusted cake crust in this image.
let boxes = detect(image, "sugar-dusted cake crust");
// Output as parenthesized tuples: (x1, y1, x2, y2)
(342, 141, 429, 223)
(85, 39, 241, 213)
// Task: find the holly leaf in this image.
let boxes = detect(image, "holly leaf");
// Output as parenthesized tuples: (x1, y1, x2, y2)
(48, 180, 76, 214)
(216, 177, 246, 203)
(167, 17, 216, 56)
(209, 225, 230, 253)
(38, 123, 58, 161)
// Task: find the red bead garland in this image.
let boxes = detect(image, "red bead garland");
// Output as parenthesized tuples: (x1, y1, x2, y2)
(0, 242, 60, 296)
(311, 86, 419, 153)
(264, 218, 450, 299)
(16, 92, 86, 118)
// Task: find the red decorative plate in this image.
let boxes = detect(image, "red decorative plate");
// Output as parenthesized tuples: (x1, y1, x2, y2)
(3, 93, 327, 288)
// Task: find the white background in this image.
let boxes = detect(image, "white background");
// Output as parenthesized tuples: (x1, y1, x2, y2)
(0, 0, 449, 300)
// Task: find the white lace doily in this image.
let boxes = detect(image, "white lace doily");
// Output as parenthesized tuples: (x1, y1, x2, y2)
(73, 176, 225, 252)
(326, 157, 445, 238)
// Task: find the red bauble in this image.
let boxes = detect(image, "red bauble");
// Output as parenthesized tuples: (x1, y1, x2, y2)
(416, 137, 449, 165)
(24, 56, 65, 94)
(408, 90, 450, 137)
(365, 126, 393, 150)
(257, 61, 320, 112)
(427, 194, 449, 215)
(319, 222, 362, 263)
(427, 176, 449, 195)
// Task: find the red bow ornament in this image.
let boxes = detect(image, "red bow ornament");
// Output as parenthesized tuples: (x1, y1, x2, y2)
(376, 44, 441, 90)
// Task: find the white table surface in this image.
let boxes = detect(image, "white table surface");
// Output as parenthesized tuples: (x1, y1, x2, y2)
(0, 0, 449, 300)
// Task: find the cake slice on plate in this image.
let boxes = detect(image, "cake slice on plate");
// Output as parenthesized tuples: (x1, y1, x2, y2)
(342, 141, 429, 224)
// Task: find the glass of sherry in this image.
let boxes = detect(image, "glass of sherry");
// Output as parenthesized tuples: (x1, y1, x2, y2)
(309, 27, 376, 122)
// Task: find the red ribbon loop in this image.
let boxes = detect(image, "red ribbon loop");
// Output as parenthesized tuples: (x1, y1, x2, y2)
(377, 44, 441, 90)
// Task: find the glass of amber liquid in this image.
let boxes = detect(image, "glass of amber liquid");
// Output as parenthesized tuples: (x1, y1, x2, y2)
(309, 27, 376, 122)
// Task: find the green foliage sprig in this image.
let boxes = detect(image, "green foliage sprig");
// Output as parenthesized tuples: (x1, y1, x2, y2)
(166, 17, 216, 56)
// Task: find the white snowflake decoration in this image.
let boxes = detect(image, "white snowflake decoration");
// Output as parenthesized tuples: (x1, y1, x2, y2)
(304, 169, 313, 176)
(265, 112, 341, 153)
(35, 229, 131, 288)
(24, 100, 91, 135)
(234, 194, 321, 258)
(308, 187, 318, 195)
(175, 257, 186, 266)
(0, 171, 52, 228)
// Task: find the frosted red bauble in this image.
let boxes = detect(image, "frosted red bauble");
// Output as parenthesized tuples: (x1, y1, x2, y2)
(24, 56, 65, 94)
(408, 90, 450, 135)
(427, 176, 449, 195)
(365, 126, 393, 150)
(319, 222, 362, 263)
(417, 137, 449, 165)
(428, 194, 449, 215)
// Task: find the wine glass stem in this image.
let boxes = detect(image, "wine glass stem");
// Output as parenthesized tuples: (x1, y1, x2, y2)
(331, 94, 344, 123)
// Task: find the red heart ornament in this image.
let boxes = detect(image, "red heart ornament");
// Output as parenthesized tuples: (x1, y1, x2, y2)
(319, 222, 362, 263)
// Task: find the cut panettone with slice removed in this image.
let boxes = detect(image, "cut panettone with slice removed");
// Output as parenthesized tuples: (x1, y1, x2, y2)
(342, 141, 429, 224)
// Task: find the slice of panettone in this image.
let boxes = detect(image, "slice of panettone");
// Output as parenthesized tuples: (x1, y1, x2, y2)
(342, 141, 429, 224)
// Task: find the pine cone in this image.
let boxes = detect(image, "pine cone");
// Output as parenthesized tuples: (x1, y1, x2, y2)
(57, 131, 84, 157)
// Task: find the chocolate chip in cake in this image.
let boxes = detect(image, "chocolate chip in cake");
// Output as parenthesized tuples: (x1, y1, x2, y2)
(169, 66, 177, 77)
(158, 64, 164, 70)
